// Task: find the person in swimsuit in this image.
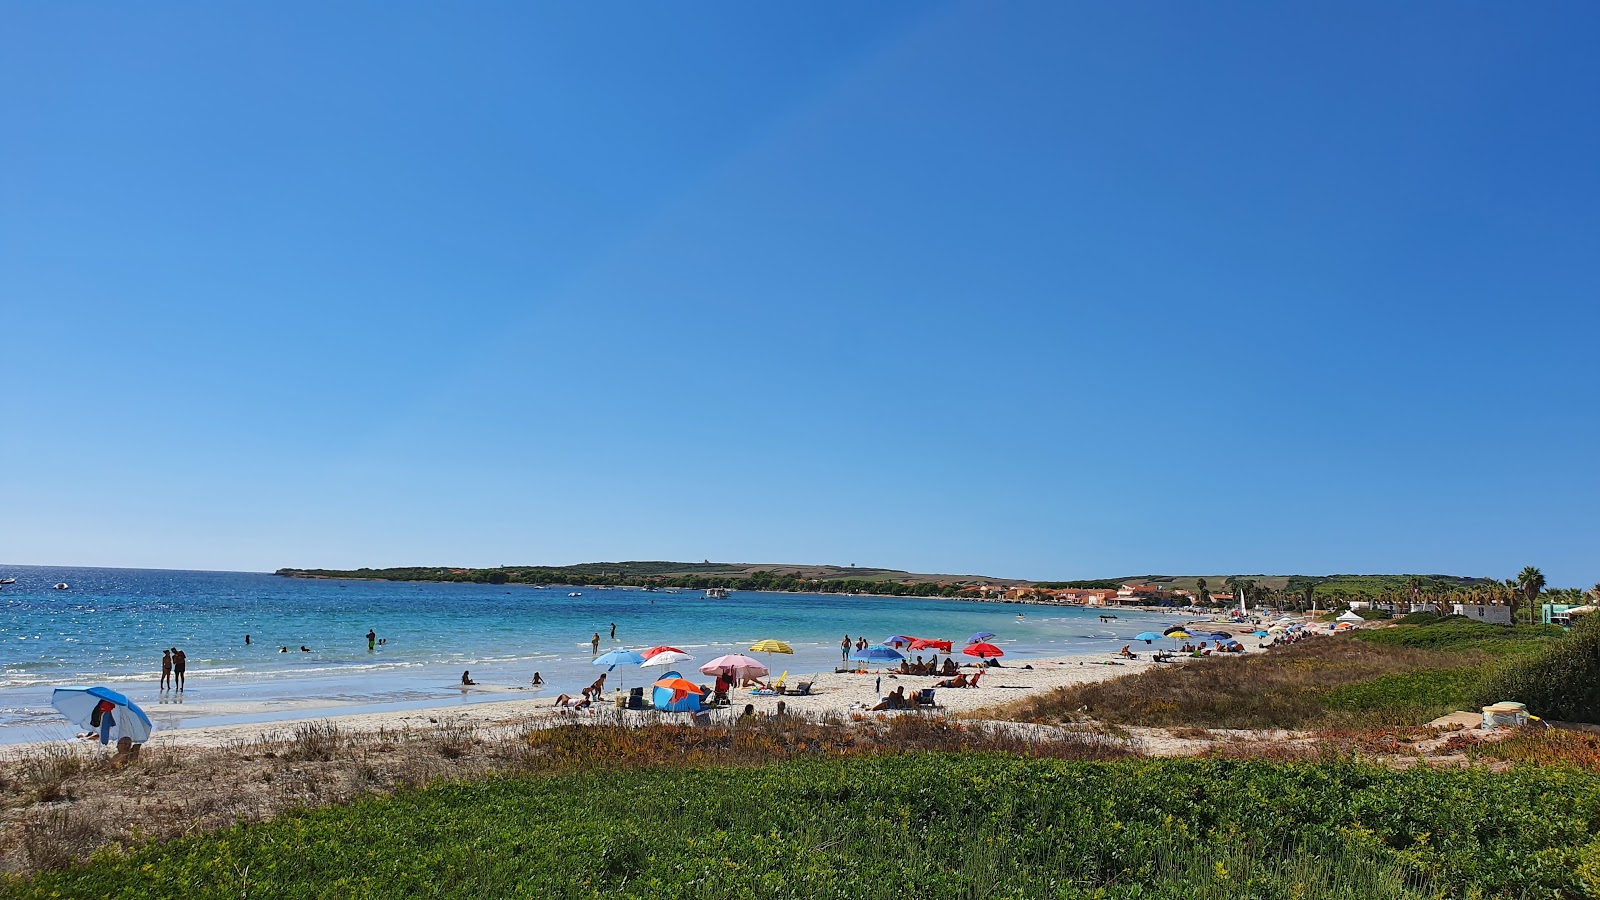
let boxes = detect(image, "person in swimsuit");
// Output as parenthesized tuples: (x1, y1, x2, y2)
(172, 648, 187, 691)
(160, 650, 172, 691)
(367, 629, 377, 651)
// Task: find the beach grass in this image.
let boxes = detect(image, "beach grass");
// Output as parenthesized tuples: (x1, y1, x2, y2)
(988, 617, 1566, 731)
(6, 755, 1599, 898)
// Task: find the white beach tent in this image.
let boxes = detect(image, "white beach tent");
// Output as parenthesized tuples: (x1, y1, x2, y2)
(1335, 610, 1364, 624)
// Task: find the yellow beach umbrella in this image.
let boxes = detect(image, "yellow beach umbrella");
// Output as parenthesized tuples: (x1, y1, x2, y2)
(749, 639, 794, 655)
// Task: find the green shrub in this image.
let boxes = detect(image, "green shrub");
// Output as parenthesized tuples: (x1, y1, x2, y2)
(1479, 613, 1600, 723)
(1321, 665, 1488, 722)
(1356, 616, 1560, 655)
(9, 756, 1600, 899)
(1395, 611, 1441, 626)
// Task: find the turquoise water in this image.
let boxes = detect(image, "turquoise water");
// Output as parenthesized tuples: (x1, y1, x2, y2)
(0, 565, 1174, 743)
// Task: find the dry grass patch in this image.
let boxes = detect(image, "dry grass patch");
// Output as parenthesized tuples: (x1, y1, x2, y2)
(982, 637, 1485, 730)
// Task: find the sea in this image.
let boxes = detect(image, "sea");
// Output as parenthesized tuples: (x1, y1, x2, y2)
(0, 565, 1177, 744)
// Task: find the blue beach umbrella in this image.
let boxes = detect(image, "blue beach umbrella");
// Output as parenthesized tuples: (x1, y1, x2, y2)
(593, 648, 646, 691)
(1252, 630, 1270, 637)
(594, 648, 647, 669)
(1133, 632, 1164, 643)
(1208, 632, 1234, 641)
(967, 631, 996, 644)
(882, 635, 915, 647)
(51, 687, 153, 744)
(850, 644, 905, 667)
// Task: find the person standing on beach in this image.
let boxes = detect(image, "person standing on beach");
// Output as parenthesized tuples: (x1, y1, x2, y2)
(367, 629, 377, 651)
(841, 635, 850, 664)
(160, 649, 172, 691)
(591, 632, 600, 654)
(172, 648, 187, 691)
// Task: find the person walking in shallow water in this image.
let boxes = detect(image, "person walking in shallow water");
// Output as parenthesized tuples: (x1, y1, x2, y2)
(610, 622, 616, 640)
(367, 629, 377, 651)
(160, 649, 172, 691)
(172, 648, 187, 691)
(841, 635, 850, 664)
(591, 633, 601, 654)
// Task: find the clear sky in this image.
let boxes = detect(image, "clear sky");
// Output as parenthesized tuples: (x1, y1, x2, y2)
(3, 3, 1597, 586)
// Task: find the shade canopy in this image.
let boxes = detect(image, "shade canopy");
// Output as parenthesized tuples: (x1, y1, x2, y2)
(51, 687, 154, 743)
(650, 670, 702, 713)
(700, 654, 769, 679)
(963, 642, 1004, 659)
(850, 644, 905, 663)
(640, 650, 694, 668)
(641, 646, 686, 658)
(1167, 631, 1193, 641)
(882, 635, 916, 647)
(593, 649, 647, 669)
(748, 639, 794, 654)
(908, 638, 952, 652)
(967, 632, 996, 644)
(1133, 632, 1164, 643)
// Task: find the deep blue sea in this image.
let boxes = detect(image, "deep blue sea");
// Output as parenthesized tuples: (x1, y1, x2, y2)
(0, 565, 1175, 743)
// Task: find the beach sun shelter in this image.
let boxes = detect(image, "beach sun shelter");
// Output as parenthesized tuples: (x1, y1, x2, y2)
(1134, 632, 1164, 644)
(748, 639, 794, 656)
(641, 650, 694, 669)
(651, 674, 704, 712)
(51, 686, 153, 744)
(594, 648, 647, 691)
(962, 642, 1004, 660)
(700, 654, 769, 682)
(967, 631, 996, 645)
(849, 644, 905, 669)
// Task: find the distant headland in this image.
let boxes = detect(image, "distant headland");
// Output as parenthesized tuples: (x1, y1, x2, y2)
(274, 562, 1503, 604)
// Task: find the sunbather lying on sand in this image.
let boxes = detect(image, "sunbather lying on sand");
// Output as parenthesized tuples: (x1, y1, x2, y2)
(553, 694, 591, 709)
(935, 673, 969, 688)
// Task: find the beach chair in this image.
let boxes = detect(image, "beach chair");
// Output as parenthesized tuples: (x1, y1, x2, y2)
(917, 688, 936, 708)
(792, 682, 813, 696)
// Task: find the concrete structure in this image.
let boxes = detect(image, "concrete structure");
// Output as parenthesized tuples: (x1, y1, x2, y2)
(1451, 603, 1512, 625)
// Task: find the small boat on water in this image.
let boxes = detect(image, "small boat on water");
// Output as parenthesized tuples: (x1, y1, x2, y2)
(0, 577, 15, 585)
(703, 587, 730, 600)
(53, 583, 69, 590)
(567, 591, 583, 597)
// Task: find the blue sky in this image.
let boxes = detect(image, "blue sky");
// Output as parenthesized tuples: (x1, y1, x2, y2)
(3, 3, 1597, 586)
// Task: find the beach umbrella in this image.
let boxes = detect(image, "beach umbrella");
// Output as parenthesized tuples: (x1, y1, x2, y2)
(1207, 632, 1233, 640)
(51, 687, 153, 744)
(1134, 632, 1164, 643)
(651, 676, 702, 701)
(700, 654, 769, 681)
(1252, 630, 1270, 637)
(1162, 625, 1189, 635)
(640, 650, 694, 668)
(849, 644, 905, 666)
(748, 639, 794, 655)
(967, 631, 996, 644)
(593, 648, 646, 691)
(882, 635, 916, 648)
(641, 646, 686, 659)
(963, 642, 1004, 659)
(908, 638, 952, 653)
(594, 649, 646, 669)
(1167, 631, 1192, 643)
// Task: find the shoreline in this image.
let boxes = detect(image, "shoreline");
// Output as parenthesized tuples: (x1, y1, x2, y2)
(4, 652, 1175, 755)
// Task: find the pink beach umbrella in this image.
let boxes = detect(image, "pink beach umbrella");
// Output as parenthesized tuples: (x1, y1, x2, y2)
(699, 654, 769, 680)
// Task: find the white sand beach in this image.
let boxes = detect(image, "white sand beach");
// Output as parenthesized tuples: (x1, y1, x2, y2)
(6, 653, 1182, 755)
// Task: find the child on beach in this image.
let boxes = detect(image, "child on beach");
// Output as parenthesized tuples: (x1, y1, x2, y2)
(160, 650, 172, 691)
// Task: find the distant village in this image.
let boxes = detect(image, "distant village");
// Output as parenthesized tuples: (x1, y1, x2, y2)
(960, 582, 1218, 607)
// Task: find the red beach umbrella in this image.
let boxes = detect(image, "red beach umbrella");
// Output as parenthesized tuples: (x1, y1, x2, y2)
(963, 642, 1004, 659)
(641, 646, 686, 659)
(909, 638, 952, 653)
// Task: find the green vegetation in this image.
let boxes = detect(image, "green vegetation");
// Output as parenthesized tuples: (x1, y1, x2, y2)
(8, 756, 1600, 899)
(274, 562, 1017, 598)
(1000, 616, 1581, 729)
(1354, 617, 1562, 655)
(1482, 612, 1600, 722)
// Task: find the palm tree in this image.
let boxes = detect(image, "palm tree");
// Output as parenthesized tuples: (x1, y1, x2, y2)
(1517, 566, 1546, 624)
